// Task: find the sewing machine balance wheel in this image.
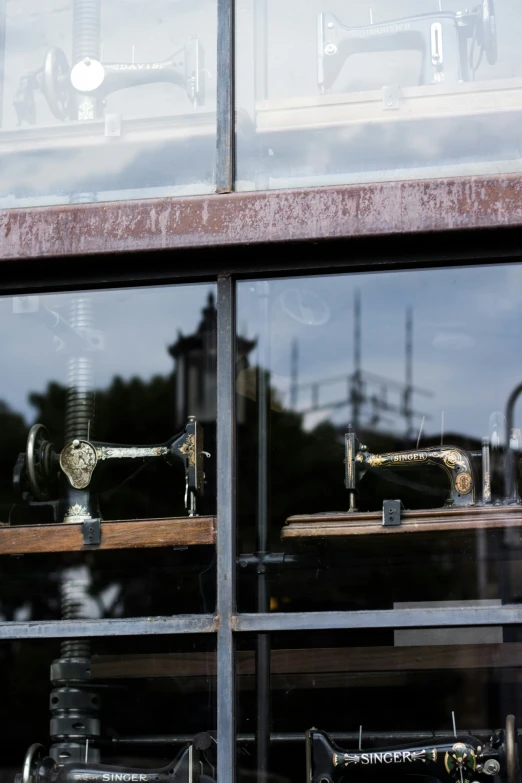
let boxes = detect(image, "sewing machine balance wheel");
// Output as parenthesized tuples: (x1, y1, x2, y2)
(42, 47, 73, 120)
(505, 714, 519, 783)
(26, 424, 54, 501)
(482, 0, 497, 65)
(22, 744, 45, 783)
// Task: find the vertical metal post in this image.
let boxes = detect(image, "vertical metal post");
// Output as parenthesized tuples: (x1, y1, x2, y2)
(404, 308, 413, 440)
(256, 282, 271, 782)
(216, 274, 237, 783)
(0, 0, 6, 128)
(289, 338, 298, 411)
(216, 0, 234, 192)
(352, 290, 362, 427)
(254, 0, 268, 102)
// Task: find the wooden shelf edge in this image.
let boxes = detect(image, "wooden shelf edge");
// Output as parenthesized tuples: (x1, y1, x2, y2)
(282, 506, 522, 539)
(91, 642, 522, 679)
(0, 516, 216, 554)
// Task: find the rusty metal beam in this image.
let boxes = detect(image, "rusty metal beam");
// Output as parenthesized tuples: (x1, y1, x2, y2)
(1, 174, 522, 261)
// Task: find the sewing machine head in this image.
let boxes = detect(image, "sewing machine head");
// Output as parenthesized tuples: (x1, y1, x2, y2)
(344, 426, 476, 510)
(17, 742, 215, 783)
(318, 0, 497, 93)
(14, 37, 206, 126)
(13, 415, 207, 522)
(307, 716, 519, 783)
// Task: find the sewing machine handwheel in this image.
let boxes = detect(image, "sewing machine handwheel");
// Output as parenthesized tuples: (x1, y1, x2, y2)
(482, 0, 497, 65)
(26, 424, 52, 501)
(506, 714, 518, 783)
(43, 47, 73, 120)
(22, 744, 45, 783)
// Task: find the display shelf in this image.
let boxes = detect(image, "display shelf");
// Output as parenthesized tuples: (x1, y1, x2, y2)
(282, 506, 522, 539)
(255, 78, 522, 133)
(91, 643, 522, 691)
(0, 516, 216, 554)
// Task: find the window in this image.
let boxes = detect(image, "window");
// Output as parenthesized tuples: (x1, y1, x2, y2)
(236, 0, 522, 190)
(0, 261, 521, 783)
(1, 0, 217, 207)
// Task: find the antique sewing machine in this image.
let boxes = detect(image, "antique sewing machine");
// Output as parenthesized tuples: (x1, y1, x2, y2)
(318, 0, 497, 93)
(307, 716, 519, 783)
(345, 425, 480, 510)
(17, 739, 215, 783)
(14, 38, 205, 125)
(13, 416, 206, 522)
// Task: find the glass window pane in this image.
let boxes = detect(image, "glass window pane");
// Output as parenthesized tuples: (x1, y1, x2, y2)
(0, 636, 216, 777)
(235, 0, 522, 190)
(237, 265, 522, 612)
(1, 0, 216, 208)
(237, 629, 521, 781)
(0, 283, 216, 618)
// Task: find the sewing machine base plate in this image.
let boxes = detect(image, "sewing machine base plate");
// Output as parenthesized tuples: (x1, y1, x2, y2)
(282, 506, 522, 539)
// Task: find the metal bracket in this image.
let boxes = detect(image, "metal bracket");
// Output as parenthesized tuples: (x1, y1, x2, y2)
(382, 500, 402, 527)
(83, 518, 101, 547)
(382, 85, 400, 110)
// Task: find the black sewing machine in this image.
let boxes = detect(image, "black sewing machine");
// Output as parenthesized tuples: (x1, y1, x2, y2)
(307, 716, 519, 783)
(13, 416, 206, 522)
(14, 38, 205, 126)
(318, 0, 497, 94)
(17, 740, 215, 783)
(345, 425, 480, 510)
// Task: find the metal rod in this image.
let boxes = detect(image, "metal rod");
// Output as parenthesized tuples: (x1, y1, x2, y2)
(254, 0, 268, 102)
(0, 0, 6, 128)
(505, 382, 522, 499)
(110, 729, 509, 746)
(0, 615, 216, 639)
(256, 282, 271, 782)
(235, 605, 522, 632)
(216, 274, 237, 783)
(216, 0, 234, 192)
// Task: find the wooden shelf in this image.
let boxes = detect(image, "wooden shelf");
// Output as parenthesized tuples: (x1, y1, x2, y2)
(282, 505, 522, 539)
(91, 643, 522, 691)
(0, 516, 216, 555)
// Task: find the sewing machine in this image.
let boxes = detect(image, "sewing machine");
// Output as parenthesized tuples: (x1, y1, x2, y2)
(13, 38, 205, 126)
(17, 741, 215, 783)
(307, 716, 519, 783)
(12, 415, 207, 522)
(318, 0, 497, 93)
(345, 426, 478, 510)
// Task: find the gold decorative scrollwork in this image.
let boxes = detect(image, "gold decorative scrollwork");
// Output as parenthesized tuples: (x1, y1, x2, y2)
(179, 433, 196, 467)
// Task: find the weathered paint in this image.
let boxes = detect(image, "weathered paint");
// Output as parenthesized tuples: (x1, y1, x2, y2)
(0, 174, 521, 260)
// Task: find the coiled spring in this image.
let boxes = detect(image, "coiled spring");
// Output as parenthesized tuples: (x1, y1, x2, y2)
(73, 0, 101, 64)
(64, 297, 95, 444)
(61, 579, 91, 659)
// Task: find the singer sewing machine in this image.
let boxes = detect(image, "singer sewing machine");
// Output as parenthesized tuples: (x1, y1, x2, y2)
(307, 716, 519, 783)
(14, 38, 205, 126)
(345, 426, 477, 510)
(12, 416, 206, 523)
(17, 740, 215, 783)
(318, 0, 497, 93)
(282, 422, 522, 539)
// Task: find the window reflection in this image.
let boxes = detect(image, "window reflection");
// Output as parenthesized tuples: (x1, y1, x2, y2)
(236, 0, 522, 189)
(237, 265, 522, 612)
(1, 0, 217, 207)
